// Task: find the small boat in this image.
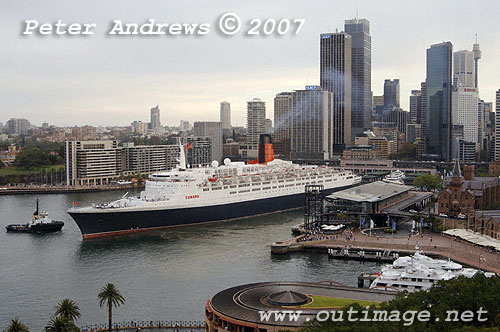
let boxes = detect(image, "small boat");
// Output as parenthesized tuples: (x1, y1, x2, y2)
(6, 199, 64, 233)
(383, 170, 405, 185)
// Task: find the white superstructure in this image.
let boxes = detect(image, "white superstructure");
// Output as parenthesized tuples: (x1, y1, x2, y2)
(370, 251, 483, 292)
(84, 145, 362, 213)
(383, 170, 405, 185)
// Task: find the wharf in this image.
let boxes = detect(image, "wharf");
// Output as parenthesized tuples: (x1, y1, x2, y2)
(271, 230, 500, 274)
(327, 247, 399, 263)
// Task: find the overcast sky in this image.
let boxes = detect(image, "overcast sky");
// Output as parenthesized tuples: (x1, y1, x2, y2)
(1, 0, 499, 128)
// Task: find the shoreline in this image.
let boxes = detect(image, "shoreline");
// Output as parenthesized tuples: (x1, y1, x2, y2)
(0, 184, 144, 195)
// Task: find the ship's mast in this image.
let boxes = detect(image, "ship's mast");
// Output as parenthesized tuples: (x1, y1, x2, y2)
(176, 138, 187, 170)
(34, 198, 39, 216)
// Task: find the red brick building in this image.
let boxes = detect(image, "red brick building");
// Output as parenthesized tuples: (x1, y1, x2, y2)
(438, 160, 500, 217)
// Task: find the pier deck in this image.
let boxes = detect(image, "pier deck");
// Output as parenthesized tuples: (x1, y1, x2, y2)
(271, 230, 500, 274)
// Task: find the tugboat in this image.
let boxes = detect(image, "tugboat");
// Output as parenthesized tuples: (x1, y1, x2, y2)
(6, 199, 64, 233)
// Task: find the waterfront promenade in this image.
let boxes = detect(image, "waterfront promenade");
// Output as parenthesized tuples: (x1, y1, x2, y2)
(80, 321, 204, 332)
(272, 230, 500, 274)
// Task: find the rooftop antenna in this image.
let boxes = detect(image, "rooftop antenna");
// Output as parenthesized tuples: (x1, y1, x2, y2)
(475, 33, 478, 43)
(356, 6, 359, 19)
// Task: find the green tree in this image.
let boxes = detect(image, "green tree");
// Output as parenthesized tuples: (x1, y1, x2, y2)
(98, 283, 125, 332)
(55, 299, 80, 322)
(13, 148, 51, 169)
(44, 316, 78, 332)
(413, 174, 442, 191)
(4, 318, 29, 332)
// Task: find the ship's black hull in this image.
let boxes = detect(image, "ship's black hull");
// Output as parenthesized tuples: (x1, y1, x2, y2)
(6, 221, 64, 233)
(68, 186, 353, 239)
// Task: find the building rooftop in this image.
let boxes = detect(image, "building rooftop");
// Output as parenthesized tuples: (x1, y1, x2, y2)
(474, 210, 500, 221)
(209, 281, 394, 327)
(327, 181, 414, 203)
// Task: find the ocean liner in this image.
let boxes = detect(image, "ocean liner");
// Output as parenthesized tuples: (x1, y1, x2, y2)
(68, 135, 361, 239)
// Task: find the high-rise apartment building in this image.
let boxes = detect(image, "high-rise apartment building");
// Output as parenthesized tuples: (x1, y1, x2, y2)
(6, 118, 30, 135)
(150, 105, 161, 130)
(495, 90, 500, 161)
(123, 143, 179, 174)
(345, 18, 372, 138)
(420, 82, 427, 136)
(478, 99, 493, 153)
(246, 98, 266, 148)
(384, 79, 400, 107)
(452, 86, 479, 144)
(409, 90, 422, 124)
(290, 86, 337, 160)
(193, 121, 223, 162)
(65, 140, 122, 186)
(426, 42, 453, 161)
(273, 92, 293, 142)
(220, 101, 231, 134)
(319, 31, 352, 146)
(453, 50, 475, 88)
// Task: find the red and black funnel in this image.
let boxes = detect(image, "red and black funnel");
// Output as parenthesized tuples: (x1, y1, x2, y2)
(249, 134, 275, 164)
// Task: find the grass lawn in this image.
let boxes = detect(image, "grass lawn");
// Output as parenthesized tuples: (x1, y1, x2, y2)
(0, 164, 65, 176)
(302, 295, 379, 309)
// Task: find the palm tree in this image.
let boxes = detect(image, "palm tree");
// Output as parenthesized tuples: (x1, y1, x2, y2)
(5, 318, 29, 332)
(55, 299, 80, 322)
(97, 283, 125, 332)
(44, 316, 77, 332)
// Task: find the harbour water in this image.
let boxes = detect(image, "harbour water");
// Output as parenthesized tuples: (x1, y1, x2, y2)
(0, 190, 379, 331)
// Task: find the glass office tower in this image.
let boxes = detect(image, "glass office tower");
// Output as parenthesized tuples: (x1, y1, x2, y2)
(426, 42, 453, 161)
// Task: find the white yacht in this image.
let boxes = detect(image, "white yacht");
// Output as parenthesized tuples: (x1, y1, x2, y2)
(370, 251, 481, 292)
(383, 170, 406, 185)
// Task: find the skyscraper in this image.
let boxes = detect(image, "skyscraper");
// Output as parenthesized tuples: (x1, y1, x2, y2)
(273, 92, 293, 142)
(193, 121, 223, 162)
(452, 86, 479, 145)
(220, 101, 231, 134)
(319, 31, 352, 146)
(453, 50, 475, 87)
(426, 42, 453, 161)
(495, 90, 500, 161)
(383, 79, 400, 107)
(344, 18, 372, 138)
(409, 90, 422, 124)
(290, 86, 335, 160)
(247, 98, 266, 148)
(150, 105, 161, 129)
(420, 82, 427, 135)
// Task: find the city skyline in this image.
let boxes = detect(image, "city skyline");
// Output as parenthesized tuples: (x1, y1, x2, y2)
(2, 0, 500, 127)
